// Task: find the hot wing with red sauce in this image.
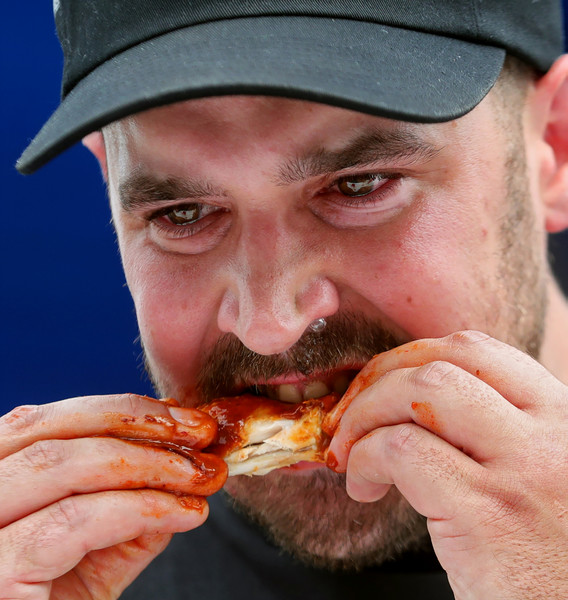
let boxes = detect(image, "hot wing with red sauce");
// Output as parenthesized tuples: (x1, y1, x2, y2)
(200, 394, 339, 476)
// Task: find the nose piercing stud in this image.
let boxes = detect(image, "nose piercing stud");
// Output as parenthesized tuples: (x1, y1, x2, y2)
(308, 317, 327, 333)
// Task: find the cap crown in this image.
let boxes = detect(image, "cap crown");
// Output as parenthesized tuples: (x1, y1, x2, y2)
(56, 0, 564, 98)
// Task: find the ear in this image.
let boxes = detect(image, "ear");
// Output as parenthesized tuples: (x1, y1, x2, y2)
(530, 55, 568, 233)
(82, 131, 108, 181)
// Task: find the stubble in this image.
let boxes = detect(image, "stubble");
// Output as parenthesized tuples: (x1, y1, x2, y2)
(145, 96, 548, 572)
(197, 314, 428, 570)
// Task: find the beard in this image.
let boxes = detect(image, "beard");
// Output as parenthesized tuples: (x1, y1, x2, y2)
(223, 470, 428, 571)
(146, 313, 432, 569)
(144, 124, 548, 571)
(495, 127, 547, 360)
(196, 313, 429, 570)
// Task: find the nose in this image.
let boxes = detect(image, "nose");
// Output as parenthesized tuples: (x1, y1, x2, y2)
(217, 222, 340, 355)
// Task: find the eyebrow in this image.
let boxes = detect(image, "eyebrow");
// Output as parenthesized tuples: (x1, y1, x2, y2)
(119, 172, 227, 212)
(276, 127, 441, 185)
(118, 127, 441, 211)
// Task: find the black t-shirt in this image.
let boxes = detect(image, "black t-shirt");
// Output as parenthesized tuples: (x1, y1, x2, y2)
(122, 493, 454, 599)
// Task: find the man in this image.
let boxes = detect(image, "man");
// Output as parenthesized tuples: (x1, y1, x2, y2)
(3, 0, 567, 598)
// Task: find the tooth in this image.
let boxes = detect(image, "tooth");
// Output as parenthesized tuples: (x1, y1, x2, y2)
(303, 381, 330, 400)
(277, 384, 303, 403)
(266, 387, 279, 401)
(333, 373, 351, 395)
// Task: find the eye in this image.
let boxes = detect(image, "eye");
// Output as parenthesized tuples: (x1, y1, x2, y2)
(164, 204, 204, 225)
(149, 202, 225, 229)
(146, 202, 230, 246)
(310, 171, 407, 228)
(336, 174, 385, 197)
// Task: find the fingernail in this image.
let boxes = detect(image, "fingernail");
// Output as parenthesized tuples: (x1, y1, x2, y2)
(168, 406, 210, 427)
(159, 397, 180, 407)
(326, 450, 339, 472)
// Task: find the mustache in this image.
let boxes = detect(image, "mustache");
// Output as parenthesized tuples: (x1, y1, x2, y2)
(197, 312, 403, 402)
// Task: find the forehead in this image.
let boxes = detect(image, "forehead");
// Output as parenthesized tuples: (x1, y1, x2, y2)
(107, 95, 407, 146)
(106, 98, 383, 154)
(103, 93, 500, 179)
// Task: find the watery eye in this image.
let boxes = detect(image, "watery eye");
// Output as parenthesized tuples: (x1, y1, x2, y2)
(166, 205, 201, 225)
(337, 174, 384, 197)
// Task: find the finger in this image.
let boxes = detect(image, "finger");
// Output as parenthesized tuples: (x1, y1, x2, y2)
(55, 533, 174, 599)
(0, 436, 227, 527)
(0, 490, 209, 587)
(325, 330, 564, 433)
(345, 422, 482, 520)
(0, 394, 218, 459)
(328, 359, 528, 472)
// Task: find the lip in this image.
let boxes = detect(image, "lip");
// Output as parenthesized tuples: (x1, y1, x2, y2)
(249, 364, 366, 388)
(277, 461, 326, 474)
(244, 366, 364, 403)
(197, 362, 369, 405)
(226, 461, 325, 480)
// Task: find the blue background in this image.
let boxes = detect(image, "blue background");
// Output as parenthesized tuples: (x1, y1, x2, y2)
(2, 3, 568, 414)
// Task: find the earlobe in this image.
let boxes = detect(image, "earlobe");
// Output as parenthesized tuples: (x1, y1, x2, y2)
(544, 162, 568, 233)
(533, 55, 568, 233)
(82, 131, 108, 181)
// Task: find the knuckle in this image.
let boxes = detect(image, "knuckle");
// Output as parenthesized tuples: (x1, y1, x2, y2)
(385, 424, 420, 456)
(8, 498, 84, 565)
(22, 439, 69, 471)
(135, 489, 170, 519)
(412, 360, 458, 388)
(121, 392, 149, 415)
(446, 329, 492, 348)
(11, 499, 85, 577)
(0, 522, 41, 581)
(0, 498, 86, 586)
(477, 474, 533, 531)
(0, 404, 44, 432)
(46, 496, 84, 531)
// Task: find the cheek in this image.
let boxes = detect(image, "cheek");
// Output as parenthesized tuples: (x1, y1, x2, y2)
(122, 247, 220, 396)
(339, 192, 502, 338)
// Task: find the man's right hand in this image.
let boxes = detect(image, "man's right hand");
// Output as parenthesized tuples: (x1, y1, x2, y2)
(0, 394, 227, 599)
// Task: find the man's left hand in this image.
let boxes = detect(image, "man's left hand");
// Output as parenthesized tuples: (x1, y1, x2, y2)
(328, 330, 568, 599)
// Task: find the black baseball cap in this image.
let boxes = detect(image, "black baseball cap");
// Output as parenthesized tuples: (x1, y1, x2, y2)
(17, 0, 565, 174)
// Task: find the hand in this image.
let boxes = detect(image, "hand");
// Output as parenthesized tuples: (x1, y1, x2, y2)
(0, 394, 227, 599)
(328, 331, 568, 599)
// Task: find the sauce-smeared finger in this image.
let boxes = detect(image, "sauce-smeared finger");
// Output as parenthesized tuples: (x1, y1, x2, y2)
(0, 394, 218, 460)
(325, 330, 563, 437)
(0, 436, 228, 528)
(0, 489, 209, 592)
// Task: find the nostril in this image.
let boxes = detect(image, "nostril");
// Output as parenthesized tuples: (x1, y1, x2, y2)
(217, 272, 339, 355)
(296, 276, 340, 319)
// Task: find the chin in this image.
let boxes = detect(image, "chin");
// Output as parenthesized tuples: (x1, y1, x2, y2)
(223, 467, 429, 571)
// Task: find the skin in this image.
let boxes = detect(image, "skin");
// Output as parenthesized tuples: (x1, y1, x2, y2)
(1, 54, 568, 598)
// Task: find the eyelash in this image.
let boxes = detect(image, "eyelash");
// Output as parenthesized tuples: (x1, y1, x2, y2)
(147, 204, 226, 238)
(145, 170, 403, 239)
(327, 172, 402, 205)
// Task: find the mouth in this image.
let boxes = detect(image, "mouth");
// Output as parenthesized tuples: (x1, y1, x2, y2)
(239, 369, 360, 404)
(199, 365, 367, 477)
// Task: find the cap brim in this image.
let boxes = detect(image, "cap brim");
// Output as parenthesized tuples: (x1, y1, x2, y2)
(17, 16, 505, 174)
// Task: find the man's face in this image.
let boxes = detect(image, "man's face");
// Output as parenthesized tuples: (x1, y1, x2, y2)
(103, 92, 546, 568)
